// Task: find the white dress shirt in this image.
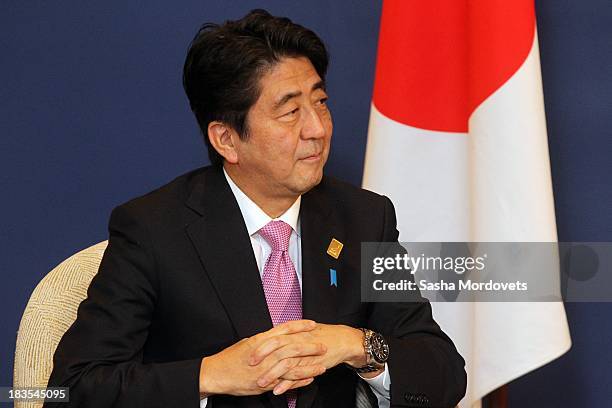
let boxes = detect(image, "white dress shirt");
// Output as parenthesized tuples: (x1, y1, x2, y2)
(198, 170, 390, 408)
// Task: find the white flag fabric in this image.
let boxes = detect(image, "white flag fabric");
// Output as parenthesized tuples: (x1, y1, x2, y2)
(362, 1, 572, 406)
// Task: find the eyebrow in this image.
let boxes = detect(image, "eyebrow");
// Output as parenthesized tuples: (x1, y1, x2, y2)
(273, 80, 327, 111)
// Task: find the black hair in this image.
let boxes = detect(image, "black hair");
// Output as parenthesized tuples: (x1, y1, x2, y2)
(183, 9, 329, 166)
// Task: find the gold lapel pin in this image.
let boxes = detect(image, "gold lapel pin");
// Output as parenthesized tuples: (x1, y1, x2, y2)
(327, 238, 344, 259)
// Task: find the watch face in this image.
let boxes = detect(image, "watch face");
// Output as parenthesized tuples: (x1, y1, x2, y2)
(371, 333, 390, 363)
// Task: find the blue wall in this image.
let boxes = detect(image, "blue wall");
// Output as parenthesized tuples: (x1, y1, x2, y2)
(2, 1, 611, 406)
(508, 1, 612, 406)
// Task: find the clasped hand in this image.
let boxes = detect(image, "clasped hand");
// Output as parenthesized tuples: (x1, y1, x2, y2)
(199, 320, 364, 397)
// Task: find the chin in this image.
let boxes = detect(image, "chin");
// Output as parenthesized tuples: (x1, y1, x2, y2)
(291, 170, 324, 195)
(304, 170, 324, 191)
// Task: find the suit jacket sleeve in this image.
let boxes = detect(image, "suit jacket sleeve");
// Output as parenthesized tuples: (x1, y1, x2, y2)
(44, 204, 202, 408)
(367, 197, 467, 408)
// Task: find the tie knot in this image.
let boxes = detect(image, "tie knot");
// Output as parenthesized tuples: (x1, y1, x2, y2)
(259, 220, 292, 251)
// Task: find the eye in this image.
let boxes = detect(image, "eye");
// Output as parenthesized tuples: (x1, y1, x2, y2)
(315, 97, 329, 109)
(284, 107, 299, 117)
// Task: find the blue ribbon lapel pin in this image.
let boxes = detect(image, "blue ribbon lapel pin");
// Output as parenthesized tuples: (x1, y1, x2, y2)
(327, 238, 343, 287)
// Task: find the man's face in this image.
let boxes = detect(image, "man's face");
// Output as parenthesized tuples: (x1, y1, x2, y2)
(230, 56, 332, 200)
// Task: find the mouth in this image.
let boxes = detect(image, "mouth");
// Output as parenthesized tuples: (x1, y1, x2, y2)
(299, 152, 322, 162)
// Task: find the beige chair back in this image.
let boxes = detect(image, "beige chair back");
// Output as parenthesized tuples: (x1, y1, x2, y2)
(13, 241, 108, 408)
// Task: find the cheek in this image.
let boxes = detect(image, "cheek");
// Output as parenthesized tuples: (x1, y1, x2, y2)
(265, 137, 299, 172)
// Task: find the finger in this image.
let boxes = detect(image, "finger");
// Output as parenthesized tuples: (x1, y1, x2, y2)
(257, 357, 298, 387)
(281, 364, 326, 381)
(267, 320, 317, 337)
(256, 357, 298, 387)
(289, 377, 315, 390)
(272, 343, 327, 362)
(260, 378, 280, 390)
(249, 336, 286, 366)
(272, 379, 297, 395)
(251, 339, 325, 366)
(249, 321, 317, 364)
(273, 378, 315, 395)
(257, 359, 325, 387)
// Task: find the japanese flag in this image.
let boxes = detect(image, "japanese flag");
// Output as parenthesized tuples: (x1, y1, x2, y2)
(362, 1, 572, 406)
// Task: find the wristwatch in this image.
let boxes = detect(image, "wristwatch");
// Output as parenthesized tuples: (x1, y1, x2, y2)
(353, 328, 390, 373)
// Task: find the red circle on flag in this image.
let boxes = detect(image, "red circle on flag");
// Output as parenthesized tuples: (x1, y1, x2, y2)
(372, 0, 535, 132)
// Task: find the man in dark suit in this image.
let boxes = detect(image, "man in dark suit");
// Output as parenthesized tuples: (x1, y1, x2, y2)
(45, 9, 466, 408)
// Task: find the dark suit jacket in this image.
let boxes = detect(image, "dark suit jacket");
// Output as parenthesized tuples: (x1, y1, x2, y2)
(45, 166, 466, 408)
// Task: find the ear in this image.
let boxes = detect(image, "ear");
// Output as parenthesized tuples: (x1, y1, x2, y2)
(207, 121, 239, 164)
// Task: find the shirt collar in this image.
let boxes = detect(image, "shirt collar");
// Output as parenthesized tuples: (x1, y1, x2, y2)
(223, 167, 301, 237)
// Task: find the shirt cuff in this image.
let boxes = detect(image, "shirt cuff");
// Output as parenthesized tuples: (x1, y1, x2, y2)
(358, 363, 391, 407)
(200, 397, 208, 408)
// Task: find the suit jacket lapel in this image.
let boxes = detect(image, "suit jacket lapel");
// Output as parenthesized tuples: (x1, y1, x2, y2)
(300, 181, 340, 325)
(185, 167, 273, 340)
(298, 182, 343, 408)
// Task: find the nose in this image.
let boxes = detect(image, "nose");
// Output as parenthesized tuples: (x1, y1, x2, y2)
(301, 107, 327, 140)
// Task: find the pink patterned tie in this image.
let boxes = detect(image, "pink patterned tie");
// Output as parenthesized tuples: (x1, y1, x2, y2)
(259, 220, 302, 408)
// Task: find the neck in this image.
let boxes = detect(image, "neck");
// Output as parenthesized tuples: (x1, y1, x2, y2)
(224, 165, 298, 218)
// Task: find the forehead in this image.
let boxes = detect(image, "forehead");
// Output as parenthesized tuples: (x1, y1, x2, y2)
(257, 57, 323, 101)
